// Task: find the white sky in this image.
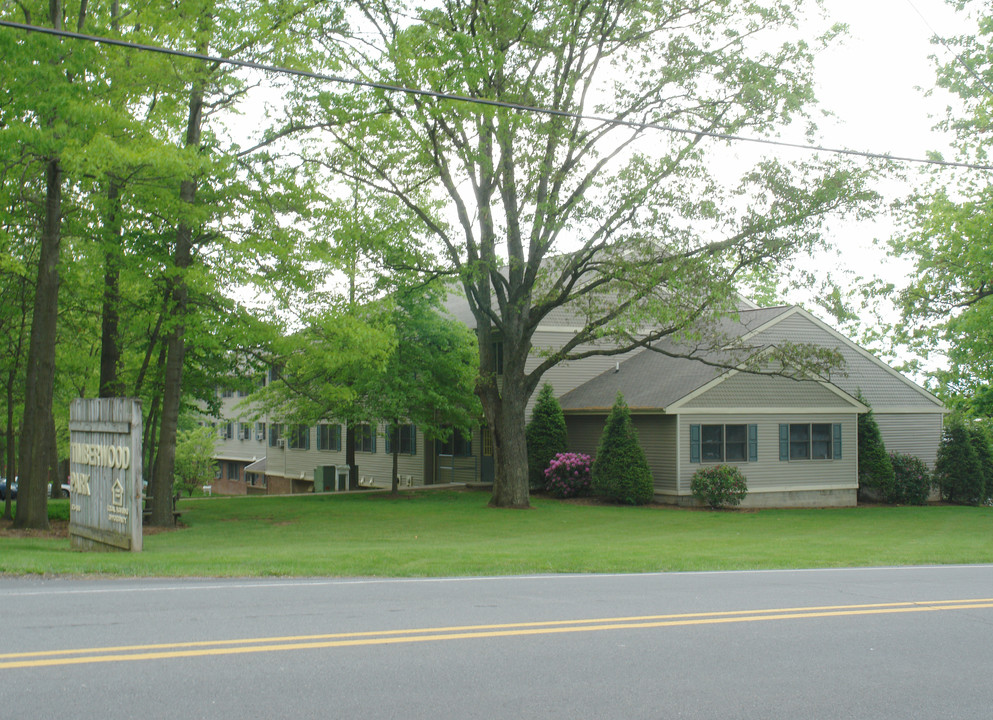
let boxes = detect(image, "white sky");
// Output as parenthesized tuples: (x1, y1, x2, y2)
(787, 0, 968, 307)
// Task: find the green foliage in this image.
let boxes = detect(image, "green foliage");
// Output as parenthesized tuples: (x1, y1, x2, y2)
(968, 424, 993, 504)
(887, 452, 932, 506)
(306, 0, 877, 508)
(857, 403, 895, 501)
(690, 465, 749, 509)
(592, 394, 654, 505)
(934, 416, 985, 505)
(174, 426, 219, 497)
(889, 9, 993, 417)
(526, 384, 568, 490)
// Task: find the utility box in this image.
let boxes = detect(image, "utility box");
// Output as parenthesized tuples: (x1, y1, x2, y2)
(314, 465, 349, 492)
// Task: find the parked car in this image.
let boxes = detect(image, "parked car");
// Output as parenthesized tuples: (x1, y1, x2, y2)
(0, 477, 17, 500)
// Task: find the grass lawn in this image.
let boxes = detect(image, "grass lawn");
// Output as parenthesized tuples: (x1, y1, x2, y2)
(1, 488, 992, 577)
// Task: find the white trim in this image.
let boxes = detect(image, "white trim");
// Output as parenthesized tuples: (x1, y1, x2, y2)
(674, 406, 862, 415)
(670, 482, 859, 495)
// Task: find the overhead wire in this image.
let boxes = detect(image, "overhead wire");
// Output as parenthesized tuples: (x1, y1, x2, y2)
(1, 17, 990, 172)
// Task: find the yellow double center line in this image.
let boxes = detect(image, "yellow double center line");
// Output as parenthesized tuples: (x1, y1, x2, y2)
(4, 598, 992, 669)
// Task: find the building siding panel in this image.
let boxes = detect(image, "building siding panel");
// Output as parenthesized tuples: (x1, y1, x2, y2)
(677, 412, 858, 496)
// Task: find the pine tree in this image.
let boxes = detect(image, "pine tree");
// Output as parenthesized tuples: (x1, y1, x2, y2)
(857, 398, 896, 502)
(967, 425, 993, 504)
(592, 394, 654, 505)
(935, 416, 984, 505)
(525, 384, 568, 490)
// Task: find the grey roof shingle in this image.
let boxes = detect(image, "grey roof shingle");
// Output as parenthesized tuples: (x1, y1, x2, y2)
(557, 306, 794, 411)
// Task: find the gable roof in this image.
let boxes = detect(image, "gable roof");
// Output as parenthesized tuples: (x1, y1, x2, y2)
(558, 305, 942, 415)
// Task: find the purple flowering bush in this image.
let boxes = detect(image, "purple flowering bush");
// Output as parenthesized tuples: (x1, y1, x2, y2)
(543, 452, 593, 498)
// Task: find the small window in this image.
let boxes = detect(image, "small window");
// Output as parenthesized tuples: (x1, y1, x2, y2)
(269, 423, 282, 447)
(725, 425, 748, 461)
(317, 424, 342, 451)
(355, 424, 376, 453)
(781, 423, 841, 461)
(691, 424, 756, 463)
(256, 422, 266, 441)
(386, 424, 416, 455)
(439, 428, 472, 457)
(288, 424, 310, 450)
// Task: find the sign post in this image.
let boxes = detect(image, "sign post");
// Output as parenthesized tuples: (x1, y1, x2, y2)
(68, 398, 143, 552)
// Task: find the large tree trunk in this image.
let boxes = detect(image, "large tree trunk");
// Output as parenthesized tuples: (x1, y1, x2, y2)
(2, 280, 28, 521)
(14, 158, 62, 529)
(482, 351, 532, 508)
(148, 75, 204, 526)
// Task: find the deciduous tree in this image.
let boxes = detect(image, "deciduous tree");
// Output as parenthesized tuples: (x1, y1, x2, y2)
(305, 0, 876, 507)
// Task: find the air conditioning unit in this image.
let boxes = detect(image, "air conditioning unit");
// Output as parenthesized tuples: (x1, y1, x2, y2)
(256, 432, 264, 441)
(277, 438, 286, 448)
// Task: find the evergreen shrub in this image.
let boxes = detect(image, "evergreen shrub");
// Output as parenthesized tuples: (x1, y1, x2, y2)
(592, 394, 654, 505)
(887, 452, 932, 506)
(857, 403, 895, 501)
(526, 383, 568, 490)
(935, 416, 984, 505)
(543, 453, 593, 499)
(968, 425, 993, 504)
(690, 465, 749, 509)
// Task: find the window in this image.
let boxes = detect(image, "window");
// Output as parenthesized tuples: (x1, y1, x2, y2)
(256, 422, 266, 441)
(780, 423, 842, 461)
(226, 461, 240, 481)
(690, 424, 756, 463)
(220, 421, 234, 440)
(481, 427, 493, 457)
(220, 388, 234, 398)
(355, 424, 376, 453)
(239, 422, 252, 440)
(386, 424, 416, 455)
(269, 423, 282, 447)
(439, 428, 472, 456)
(491, 341, 504, 375)
(318, 424, 342, 451)
(288, 424, 310, 450)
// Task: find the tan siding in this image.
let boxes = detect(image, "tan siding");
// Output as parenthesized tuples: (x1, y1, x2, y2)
(875, 413, 943, 468)
(682, 373, 852, 409)
(524, 332, 643, 418)
(678, 413, 858, 495)
(565, 415, 678, 493)
(756, 314, 941, 411)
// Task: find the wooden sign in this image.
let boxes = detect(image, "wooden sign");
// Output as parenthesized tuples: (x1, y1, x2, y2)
(68, 398, 143, 552)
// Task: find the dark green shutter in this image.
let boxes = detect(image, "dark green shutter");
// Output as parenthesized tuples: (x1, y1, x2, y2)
(689, 424, 701, 463)
(779, 424, 789, 461)
(385, 426, 393, 454)
(411, 425, 417, 455)
(833, 423, 842, 459)
(748, 424, 758, 462)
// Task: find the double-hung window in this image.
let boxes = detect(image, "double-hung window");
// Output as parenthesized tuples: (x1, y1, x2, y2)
(439, 428, 472, 456)
(386, 424, 416, 455)
(691, 424, 756, 463)
(288, 424, 310, 450)
(355, 424, 376, 453)
(317, 424, 342, 451)
(780, 423, 842, 461)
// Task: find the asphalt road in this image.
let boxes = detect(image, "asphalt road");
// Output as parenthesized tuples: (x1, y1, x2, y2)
(2, 566, 992, 719)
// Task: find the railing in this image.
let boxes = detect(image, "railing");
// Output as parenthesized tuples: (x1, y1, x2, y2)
(436, 454, 478, 485)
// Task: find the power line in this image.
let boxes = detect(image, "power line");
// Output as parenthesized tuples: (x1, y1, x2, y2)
(1, 18, 990, 172)
(904, 0, 993, 99)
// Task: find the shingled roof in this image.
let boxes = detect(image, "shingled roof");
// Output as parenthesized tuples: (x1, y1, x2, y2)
(557, 305, 796, 412)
